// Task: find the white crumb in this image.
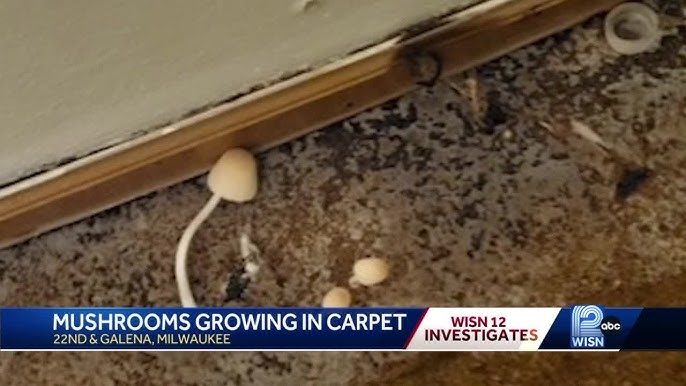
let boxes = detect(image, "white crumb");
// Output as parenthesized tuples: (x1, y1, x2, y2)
(570, 119, 606, 146)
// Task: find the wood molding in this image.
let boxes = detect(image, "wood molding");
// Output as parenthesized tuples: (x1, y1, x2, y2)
(0, 0, 623, 249)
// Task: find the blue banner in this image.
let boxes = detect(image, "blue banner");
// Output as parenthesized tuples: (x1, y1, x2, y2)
(0, 308, 424, 350)
(2, 306, 686, 351)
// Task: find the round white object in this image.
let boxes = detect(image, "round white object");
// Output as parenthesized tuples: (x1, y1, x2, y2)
(207, 148, 259, 202)
(604, 3, 660, 55)
(352, 257, 390, 286)
(322, 287, 352, 307)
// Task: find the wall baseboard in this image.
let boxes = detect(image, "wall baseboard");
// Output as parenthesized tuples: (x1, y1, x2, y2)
(0, 0, 622, 249)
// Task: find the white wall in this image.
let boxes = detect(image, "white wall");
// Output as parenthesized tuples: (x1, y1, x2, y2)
(0, 0, 478, 185)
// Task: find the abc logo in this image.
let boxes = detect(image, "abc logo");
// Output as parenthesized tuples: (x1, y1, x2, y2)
(600, 316, 622, 336)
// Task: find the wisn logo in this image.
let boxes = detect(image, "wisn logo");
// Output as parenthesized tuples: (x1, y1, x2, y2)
(570, 305, 621, 348)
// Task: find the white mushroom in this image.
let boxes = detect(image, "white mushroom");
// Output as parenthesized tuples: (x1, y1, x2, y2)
(176, 148, 259, 308)
(207, 148, 259, 203)
(350, 257, 390, 287)
(322, 287, 352, 308)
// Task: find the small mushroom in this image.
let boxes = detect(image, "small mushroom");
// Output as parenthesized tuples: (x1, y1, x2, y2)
(207, 148, 258, 203)
(350, 257, 390, 287)
(177, 148, 259, 308)
(322, 287, 352, 308)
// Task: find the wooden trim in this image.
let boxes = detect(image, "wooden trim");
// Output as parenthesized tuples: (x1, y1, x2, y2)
(0, 0, 622, 249)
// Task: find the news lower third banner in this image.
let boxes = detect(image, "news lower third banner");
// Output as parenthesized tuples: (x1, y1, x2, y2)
(1, 306, 685, 351)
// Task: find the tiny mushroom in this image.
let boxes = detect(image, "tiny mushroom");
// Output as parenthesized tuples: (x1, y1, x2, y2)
(322, 287, 352, 308)
(350, 257, 390, 287)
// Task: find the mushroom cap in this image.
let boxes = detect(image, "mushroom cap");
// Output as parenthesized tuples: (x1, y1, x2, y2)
(207, 148, 258, 202)
(322, 287, 352, 308)
(352, 257, 390, 286)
